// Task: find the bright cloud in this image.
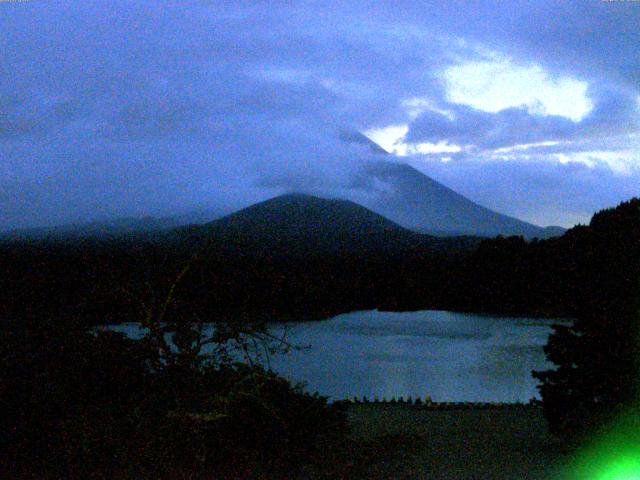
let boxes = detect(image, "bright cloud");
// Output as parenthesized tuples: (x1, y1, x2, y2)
(365, 125, 462, 157)
(413, 141, 462, 154)
(552, 150, 638, 175)
(364, 125, 409, 153)
(493, 141, 563, 153)
(444, 58, 593, 122)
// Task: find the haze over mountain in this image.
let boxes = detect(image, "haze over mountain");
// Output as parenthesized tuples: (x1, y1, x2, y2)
(0, 130, 563, 241)
(1, 157, 565, 241)
(0, 207, 231, 241)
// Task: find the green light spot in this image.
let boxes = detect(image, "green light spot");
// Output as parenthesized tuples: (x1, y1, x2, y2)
(597, 456, 640, 480)
(560, 409, 640, 480)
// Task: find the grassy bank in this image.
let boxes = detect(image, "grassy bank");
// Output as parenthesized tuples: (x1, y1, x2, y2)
(340, 404, 570, 480)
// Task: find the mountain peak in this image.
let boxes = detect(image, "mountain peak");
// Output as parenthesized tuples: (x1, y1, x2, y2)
(178, 192, 441, 257)
(209, 192, 403, 233)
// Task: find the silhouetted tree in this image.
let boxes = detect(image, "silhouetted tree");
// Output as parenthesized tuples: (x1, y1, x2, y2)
(533, 198, 640, 438)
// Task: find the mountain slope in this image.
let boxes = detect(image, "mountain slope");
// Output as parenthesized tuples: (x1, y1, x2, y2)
(175, 193, 479, 257)
(355, 161, 564, 239)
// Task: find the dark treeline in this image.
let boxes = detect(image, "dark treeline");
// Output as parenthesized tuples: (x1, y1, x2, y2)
(0, 234, 461, 326)
(451, 198, 640, 319)
(1, 198, 638, 326)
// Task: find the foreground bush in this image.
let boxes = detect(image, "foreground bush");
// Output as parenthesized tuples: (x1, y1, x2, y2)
(0, 319, 347, 479)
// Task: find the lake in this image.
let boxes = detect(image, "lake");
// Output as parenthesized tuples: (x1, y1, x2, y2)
(113, 310, 565, 403)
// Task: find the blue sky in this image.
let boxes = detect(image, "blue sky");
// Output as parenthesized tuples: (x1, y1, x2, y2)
(1, 0, 639, 228)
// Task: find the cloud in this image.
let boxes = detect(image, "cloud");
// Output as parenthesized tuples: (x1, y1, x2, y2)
(407, 85, 639, 148)
(443, 58, 592, 121)
(407, 104, 576, 150)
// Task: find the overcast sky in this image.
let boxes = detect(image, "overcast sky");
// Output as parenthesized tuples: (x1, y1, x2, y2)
(1, 0, 639, 229)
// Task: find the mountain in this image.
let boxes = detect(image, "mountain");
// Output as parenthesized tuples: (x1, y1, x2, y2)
(174, 193, 480, 257)
(353, 160, 565, 239)
(2, 129, 565, 241)
(338, 132, 564, 239)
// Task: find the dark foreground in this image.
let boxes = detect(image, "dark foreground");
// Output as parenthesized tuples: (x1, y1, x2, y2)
(342, 404, 569, 480)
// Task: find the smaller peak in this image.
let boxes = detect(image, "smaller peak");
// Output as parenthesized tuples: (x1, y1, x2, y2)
(236, 192, 340, 213)
(276, 192, 316, 200)
(261, 192, 327, 206)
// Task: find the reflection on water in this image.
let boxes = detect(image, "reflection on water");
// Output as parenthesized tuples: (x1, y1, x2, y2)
(266, 310, 565, 402)
(112, 310, 566, 403)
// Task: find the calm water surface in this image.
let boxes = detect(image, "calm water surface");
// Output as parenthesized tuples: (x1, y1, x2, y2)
(114, 310, 565, 403)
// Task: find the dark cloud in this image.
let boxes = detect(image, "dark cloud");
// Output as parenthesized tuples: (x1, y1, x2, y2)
(582, 85, 640, 136)
(406, 104, 576, 150)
